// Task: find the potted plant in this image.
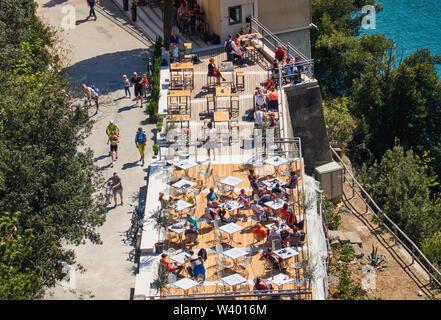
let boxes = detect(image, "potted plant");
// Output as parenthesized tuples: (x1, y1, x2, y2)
(152, 205, 175, 254)
(131, 0, 137, 22)
(147, 100, 158, 123)
(153, 144, 160, 156)
(123, 0, 129, 11)
(152, 264, 169, 297)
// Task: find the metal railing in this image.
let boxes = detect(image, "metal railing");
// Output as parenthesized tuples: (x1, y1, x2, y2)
(249, 16, 315, 82)
(330, 146, 441, 290)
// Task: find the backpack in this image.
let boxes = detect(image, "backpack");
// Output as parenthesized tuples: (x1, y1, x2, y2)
(225, 40, 232, 53)
(136, 131, 146, 144)
(91, 85, 100, 93)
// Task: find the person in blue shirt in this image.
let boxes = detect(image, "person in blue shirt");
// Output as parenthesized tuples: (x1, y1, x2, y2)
(135, 127, 147, 166)
(184, 214, 198, 230)
(206, 187, 220, 207)
(282, 171, 298, 189)
(237, 189, 250, 207)
(170, 43, 180, 63)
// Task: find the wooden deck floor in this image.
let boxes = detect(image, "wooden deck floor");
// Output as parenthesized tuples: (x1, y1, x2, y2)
(162, 162, 311, 299)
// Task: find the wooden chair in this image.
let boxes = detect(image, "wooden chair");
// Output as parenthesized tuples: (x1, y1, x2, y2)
(206, 94, 215, 113)
(235, 69, 245, 91)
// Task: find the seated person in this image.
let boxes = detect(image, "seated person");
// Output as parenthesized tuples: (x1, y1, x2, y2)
(253, 277, 272, 292)
(169, 32, 180, 45)
(268, 112, 278, 127)
(282, 171, 298, 189)
(248, 169, 268, 197)
(234, 33, 241, 49)
(255, 88, 267, 110)
(271, 59, 280, 79)
(204, 206, 227, 222)
(254, 106, 266, 127)
(250, 200, 265, 221)
(264, 77, 274, 91)
(262, 247, 284, 271)
(252, 222, 268, 241)
(188, 10, 196, 33)
(159, 192, 174, 208)
(279, 202, 290, 221)
(170, 43, 180, 63)
(184, 224, 199, 245)
(271, 183, 283, 195)
(268, 225, 281, 240)
(185, 250, 206, 280)
(283, 58, 294, 76)
(206, 187, 220, 207)
(184, 214, 198, 230)
(207, 57, 226, 85)
(160, 253, 183, 275)
(237, 189, 250, 207)
(258, 193, 275, 206)
(274, 45, 286, 62)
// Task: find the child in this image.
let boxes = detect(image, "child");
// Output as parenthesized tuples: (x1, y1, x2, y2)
(108, 132, 119, 168)
(122, 74, 131, 97)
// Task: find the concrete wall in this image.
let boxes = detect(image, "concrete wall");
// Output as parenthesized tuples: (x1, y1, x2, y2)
(219, 0, 257, 40)
(257, 0, 310, 31)
(284, 83, 332, 175)
(198, 0, 221, 36)
(276, 28, 311, 58)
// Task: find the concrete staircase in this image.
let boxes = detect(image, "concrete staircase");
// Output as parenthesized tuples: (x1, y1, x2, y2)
(111, 0, 212, 49)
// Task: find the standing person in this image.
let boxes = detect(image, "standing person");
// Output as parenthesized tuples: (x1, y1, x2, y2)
(130, 72, 143, 106)
(122, 74, 131, 97)
(108, 132, 119, 167)
(274, 45, 286, 62)
(254, 106, 266, 127)
(267, 87, 279, 112)
(255, 88, 266, 110)
(106, 120, 120, 138)
(169, 31, 180, 46)
(82, 83, 99, 114)
(102, 172, 123, 207)
(224, 34, 237, 62)
(135, 127, 147, 166)
(202, 122, 217, 161)
(86, 0, 99, 20)
(141, 73, 148, 99)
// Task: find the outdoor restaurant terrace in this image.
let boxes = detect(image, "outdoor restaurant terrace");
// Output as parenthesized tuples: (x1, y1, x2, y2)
(134, 22, 327, 300)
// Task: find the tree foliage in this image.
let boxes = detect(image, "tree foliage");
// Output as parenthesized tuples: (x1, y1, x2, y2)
(358, 145, 441, 245)
(323, 97, 356, 150)
(0, 0, 105, 299)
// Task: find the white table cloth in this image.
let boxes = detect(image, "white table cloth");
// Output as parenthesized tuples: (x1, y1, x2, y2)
(173, 160, 199, 171)
(266, 273, 294, 287)
(261, 177, 284, 189)
(172, 179, 196, 189)
(219, 201, 243, 211)
(173, 199, 194, 211)
(219, 222, 244, 234)
(170, 252, 190, 264)
(173, 278, 199, 290)
(274, 247, 298, 260)
(265, 156, 290, 167)
(220, 176, 244, 187)
(265, 222, 290, 232)
(222, 247, 248, 260)
(264, 199, 286, 210)
(221, 273, 247, 286)
(168, 222, 186, 234)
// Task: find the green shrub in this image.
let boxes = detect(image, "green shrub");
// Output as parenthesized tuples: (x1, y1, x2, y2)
(336, 264, 367, 300)
(339, 243, 355, 262)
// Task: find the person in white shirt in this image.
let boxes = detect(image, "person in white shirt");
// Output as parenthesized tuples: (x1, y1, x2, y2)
(255, 106, 266, 127)
(255, 88, 266, 109)
(203, 122, 217, 161)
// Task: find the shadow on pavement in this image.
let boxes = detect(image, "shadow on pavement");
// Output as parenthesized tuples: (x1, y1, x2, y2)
(94, 154, 109, 162)
(42, 0, 69, 8)
(122, 161, 140, 170)
(118, 104, 138, 113)
(62, 48, 149, 94)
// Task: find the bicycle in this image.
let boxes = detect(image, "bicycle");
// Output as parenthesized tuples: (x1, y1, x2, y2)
(127, 202, 145, 247)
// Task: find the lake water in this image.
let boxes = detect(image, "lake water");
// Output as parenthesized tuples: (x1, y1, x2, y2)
(360, 0, 441, 75)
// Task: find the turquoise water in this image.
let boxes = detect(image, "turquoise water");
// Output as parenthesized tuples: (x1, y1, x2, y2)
(360, 0, 441, 75)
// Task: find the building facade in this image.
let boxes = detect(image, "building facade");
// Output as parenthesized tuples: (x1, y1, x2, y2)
(197, 0, 312, 58)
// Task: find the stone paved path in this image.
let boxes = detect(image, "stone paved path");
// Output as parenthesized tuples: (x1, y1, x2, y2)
(36, 0, 154, 300)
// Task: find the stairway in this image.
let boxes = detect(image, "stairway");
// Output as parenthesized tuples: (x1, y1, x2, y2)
(110, 0, 212, 49)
